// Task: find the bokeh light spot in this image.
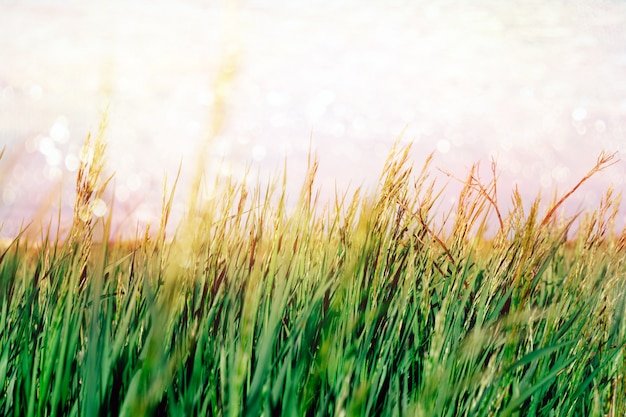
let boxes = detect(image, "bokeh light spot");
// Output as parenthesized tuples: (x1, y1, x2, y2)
(436, 139, 450, 153)
(270, 113, 288, 128)
(215, 139, 232, 157)
(2, 187, 16, 205)
(38, 136, 55, 155)
(594, 119, 606, 133)
(126, 174, 142, 191)
(1, 86, 15, 102)
(116, 186, 130, 203)
(252, 145, 267, 161)
(65, 154, 80, 172)
(92, 198, 107, 217)
(50, 116, 70, 143)
(571, 107, 587, 122)
(266, 91, 286, 107)
(46, 149, 63, 166)
(551, 165, 570, 183)
(307, 90, 336, 121)
(44, 165, 62, 181)
(12, 164, 25, 181)
(28, 84, 43, 101)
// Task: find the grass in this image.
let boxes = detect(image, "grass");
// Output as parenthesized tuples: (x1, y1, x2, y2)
(0, 128, 625, 417)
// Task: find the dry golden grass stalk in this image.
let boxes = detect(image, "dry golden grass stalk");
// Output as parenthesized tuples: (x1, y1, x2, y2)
(68, 114, 110, 270)
(540, 151, 619, 227)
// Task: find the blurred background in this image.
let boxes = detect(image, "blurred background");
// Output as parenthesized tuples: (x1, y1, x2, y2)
(1, 0, 626, 239)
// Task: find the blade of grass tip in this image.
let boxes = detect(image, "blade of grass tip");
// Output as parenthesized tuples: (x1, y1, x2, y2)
(0, 349, 7, 400)
(299, 137, 319, 212)
(526, 220, 576, 291)
(26, 340, 40, 417)
(118, 368, 144, 417)
(270, 350, 291, 408)
(37, 315, 64, 415)
(82, 241, 110, 417)
(501, 339, 576, 375)
(158, 161, 182, 246)
(551, 294, 596, 343)
(220, 345, 227, 415)
(570, 345, 622, 405)
(244, 271, 297, 416)
(500, 354, 578, 417)
(608, 280, 626, 343)
(396, 197, 455, 266)
(490, 156, 504, 231)
(108, 279, 140, 363)
(50, 266, 82, 417)
(0, 224, 32, 264)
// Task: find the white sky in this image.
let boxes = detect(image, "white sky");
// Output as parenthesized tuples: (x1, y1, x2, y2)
(1, 0, 625, 237)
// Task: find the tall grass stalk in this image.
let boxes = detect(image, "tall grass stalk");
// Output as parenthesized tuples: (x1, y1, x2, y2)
(0, 136, 624, 416)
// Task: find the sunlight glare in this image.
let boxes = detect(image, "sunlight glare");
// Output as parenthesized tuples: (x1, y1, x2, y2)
(571, 107, 587, 122)
(92, 198, 107, 217)
(50, 116, 70, 144)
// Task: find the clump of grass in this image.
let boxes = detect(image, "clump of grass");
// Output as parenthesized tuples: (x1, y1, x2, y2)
(0, 134, 624, 417)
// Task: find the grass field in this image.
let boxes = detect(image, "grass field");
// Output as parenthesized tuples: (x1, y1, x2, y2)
(0, 130, 624, 416)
